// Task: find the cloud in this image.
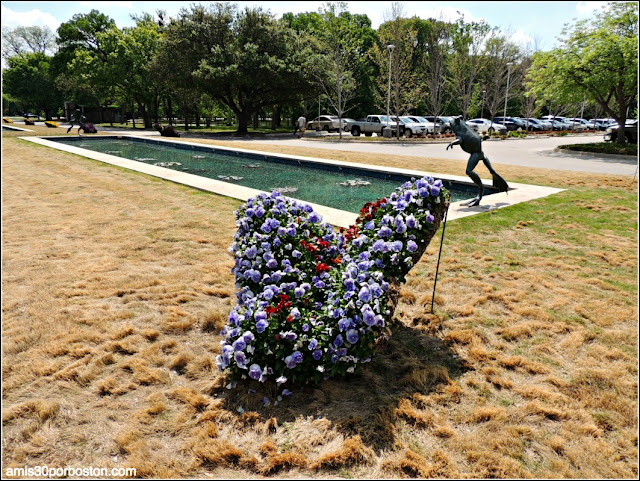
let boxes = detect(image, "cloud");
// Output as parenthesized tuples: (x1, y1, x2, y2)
(78, 1, 133, 8)
(511, 29, 534, 47)
(1, 5, 61, 31)
(575, 1, 608, 16)
(407, 6, 477, 23)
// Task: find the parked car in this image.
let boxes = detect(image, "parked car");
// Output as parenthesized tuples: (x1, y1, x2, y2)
(466, 118, 508, 135)
(307, 115, 345, 132)
(604, 119, 638, 144)
(529, 118, 553, 130)
(341, 118, 356, 132)
(423, 116, 454, 134)
(565, 118, 591, 129)
(593, 118, 617, 130)
(542, 117, 571, 131)
(493, 116, 527, 131)
(404, 116, 437, 134)
(584, 119, 598, 130)
(349, 115, 404, 137)
(394, 116, 430, 137)
(23, 112, 38, 119)
(520, 118, 547, 131)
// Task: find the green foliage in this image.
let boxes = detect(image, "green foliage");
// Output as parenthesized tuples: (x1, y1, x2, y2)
(2, 53, 62, 120)
(557, 142, 637, 156)
(526, 2, 638, 138)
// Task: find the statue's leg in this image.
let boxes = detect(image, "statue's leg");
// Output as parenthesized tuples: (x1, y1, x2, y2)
(482, 152, 509, 193)
(66, 121, 73, 133)
(465, 152, 483, 206)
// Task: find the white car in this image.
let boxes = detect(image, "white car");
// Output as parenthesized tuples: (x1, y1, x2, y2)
(403, 116, 437, 134)
(527, 118, 552, 130)
(307, 115, 346, 132)
(390, 116, 427, 137)
(466, 118, 508, 135)
(520, 118, 547, 131)
(341, 118, 356, 132)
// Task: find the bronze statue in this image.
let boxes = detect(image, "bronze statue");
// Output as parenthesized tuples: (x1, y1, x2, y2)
(67, 108, 88, 135)
(446, 116, 509, 206)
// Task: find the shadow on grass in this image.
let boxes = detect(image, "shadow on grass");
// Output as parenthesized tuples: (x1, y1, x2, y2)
(212, 318, 471, 452)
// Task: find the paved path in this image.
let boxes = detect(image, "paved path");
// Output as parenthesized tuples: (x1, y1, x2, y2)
(219, 132, 638, 176)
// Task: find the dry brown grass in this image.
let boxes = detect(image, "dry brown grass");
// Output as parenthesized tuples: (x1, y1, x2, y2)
(2, 127, 637, 478)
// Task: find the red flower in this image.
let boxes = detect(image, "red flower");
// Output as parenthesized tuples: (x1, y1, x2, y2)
(316, 263, 331, 274)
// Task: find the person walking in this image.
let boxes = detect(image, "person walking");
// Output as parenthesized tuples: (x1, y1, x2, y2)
(296, 114, 307, 139)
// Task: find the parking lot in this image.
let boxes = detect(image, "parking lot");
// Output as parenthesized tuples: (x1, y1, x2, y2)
(228, 131, 638, 176)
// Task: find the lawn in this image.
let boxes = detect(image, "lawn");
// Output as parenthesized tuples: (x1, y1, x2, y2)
(2, 125, 638, 478)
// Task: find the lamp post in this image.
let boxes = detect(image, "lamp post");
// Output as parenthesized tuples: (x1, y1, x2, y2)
(386, 44, 394, 121)
(503, 62, 513, 125)
(481, 89, 486, 119)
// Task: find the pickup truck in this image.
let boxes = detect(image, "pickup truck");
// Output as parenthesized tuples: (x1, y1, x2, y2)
(348, 115, 404, 137)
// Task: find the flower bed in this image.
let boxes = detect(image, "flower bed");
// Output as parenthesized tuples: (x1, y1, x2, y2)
(217, 177, 450, 387)
(45, 121, 58, 128)
(3, 118, 14, 123)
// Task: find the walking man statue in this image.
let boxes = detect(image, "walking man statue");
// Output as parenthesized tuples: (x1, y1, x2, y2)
(67, 108, 88, 135)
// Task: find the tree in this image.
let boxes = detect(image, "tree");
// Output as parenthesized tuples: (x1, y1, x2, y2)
(2, 26, 57, 58)
(110, 19, 163, 128)
(2, 53, 62, 119)
(193, 5, 315, 134)
(480, 33, 521, 121)
(311, 2, 364, 139)
(53, 10, 120, 120)
(373, 3, 421, 139)
(447, 18, 492, 119)
(151, 4, 229, 129)
(526, 2, 638, 143)
(414, 16, 452, 126)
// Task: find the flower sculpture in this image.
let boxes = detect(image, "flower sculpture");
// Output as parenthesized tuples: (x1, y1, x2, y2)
(217, 176, 450, 385)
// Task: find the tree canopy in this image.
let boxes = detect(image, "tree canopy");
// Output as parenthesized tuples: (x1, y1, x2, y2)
(526, 2, 638, 141)
(2, 1, 637, 133)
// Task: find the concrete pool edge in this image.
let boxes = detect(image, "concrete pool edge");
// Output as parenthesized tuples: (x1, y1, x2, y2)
(22, 135, 564, 228)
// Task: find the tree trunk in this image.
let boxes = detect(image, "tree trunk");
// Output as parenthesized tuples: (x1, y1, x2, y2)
(136, 101, 152, 129)
(271, 106, 281, 130)
(195, 107, 200, 128)
(252, 112, 259, 130)
(183, 107, 189, 131)
(236, 111, 250, 134)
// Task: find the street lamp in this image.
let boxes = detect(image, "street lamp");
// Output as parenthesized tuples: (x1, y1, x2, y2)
(481, 89, 486, 119)
(386, 44, 394, 121)
(503, 62, 514, 125)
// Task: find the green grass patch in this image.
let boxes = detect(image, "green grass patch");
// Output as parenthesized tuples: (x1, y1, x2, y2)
(558, 142, 637, 156)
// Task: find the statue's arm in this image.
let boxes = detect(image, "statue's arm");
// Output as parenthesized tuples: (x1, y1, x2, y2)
(446, 137, 461, 150)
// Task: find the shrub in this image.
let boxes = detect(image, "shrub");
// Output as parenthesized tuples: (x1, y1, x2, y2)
(23, 118, 35, 125)
(217, 177, 450, 386)
(3, 118, 14, 123)
(45, 121, 58, 128)
(83, 123, 98, 133)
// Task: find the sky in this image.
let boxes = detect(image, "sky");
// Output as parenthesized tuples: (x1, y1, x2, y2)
(1, 1, 613, 51)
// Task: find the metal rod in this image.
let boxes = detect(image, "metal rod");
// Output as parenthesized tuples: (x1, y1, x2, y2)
(431, 203, 450, 314)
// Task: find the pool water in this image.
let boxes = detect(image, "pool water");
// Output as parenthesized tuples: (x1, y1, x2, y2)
(52, 136, 489, 213)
